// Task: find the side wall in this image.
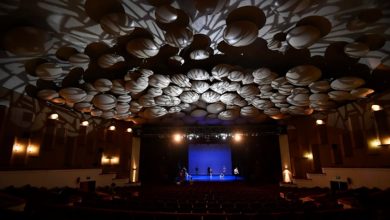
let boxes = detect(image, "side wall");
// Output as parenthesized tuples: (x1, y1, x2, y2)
(0, 90, 135, 180)
(294, 168, 390, 190)
(0, 169, 118, 189)
(285, 91, 390, 189)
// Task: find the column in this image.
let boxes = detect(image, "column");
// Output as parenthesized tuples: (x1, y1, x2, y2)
(130, 137, 140, 183)
(279, 134, 293, 182)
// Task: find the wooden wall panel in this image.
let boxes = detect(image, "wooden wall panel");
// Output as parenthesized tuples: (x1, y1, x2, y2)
(348, 114, 366, 149)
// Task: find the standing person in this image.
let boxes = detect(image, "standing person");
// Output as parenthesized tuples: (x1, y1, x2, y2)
(234, 167, 239, 179)
(207, 166, 212, 178)
(220, 166, 226, 179)
(178, 168, 184, 183)
(182, 166, 188, 180)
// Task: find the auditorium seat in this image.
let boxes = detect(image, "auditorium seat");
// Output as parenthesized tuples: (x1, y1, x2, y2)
(177, 201, 192, 213)
(2, 183, 389, 219)
(206, 201, 223, 213)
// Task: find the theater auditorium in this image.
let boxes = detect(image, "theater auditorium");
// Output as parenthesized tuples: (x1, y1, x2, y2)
(0, 0, 390, 219)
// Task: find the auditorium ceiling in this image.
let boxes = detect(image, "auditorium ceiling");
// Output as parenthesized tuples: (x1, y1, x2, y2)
(0, 0, 390, 126)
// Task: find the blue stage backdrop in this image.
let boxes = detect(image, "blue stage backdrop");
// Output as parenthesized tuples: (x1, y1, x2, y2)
(188, 144, 232, 176)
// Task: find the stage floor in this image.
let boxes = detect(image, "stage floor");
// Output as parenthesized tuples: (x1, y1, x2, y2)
(186, 175, 243, 182)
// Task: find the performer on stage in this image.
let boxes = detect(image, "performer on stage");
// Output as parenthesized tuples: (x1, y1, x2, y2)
(182, 166, 189, 180)
(220, 166, 226, 179)
(207, 166, 212, 177)
(234, 167, 239, 179)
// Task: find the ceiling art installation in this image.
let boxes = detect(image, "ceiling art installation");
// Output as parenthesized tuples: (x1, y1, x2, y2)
(1, 0, 390, 125)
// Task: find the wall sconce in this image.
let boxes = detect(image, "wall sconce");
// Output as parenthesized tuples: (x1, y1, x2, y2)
(12, 137, 26, 154)
(110, 156, 120, 164)
(371, 103, 389, 147)
(13, 137, 40, 156)
(26, 144, 40, 156)
(101, 155, 110, 165)
(26, 146, 34, 153)
(13, 144, 24, 153)
(101, 155, 120, 165)
(303, 152, 313, 160)
(316, 119, 325, 125)
(369, 139, 381, 148)
(369, 138, 390, 148)
(126, 128, 132, 133)
(382, 137, 390, 145)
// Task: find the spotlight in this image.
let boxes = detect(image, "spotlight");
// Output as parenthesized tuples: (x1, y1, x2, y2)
(316, 119, 324, 125)
(108, 125, 116, 131)
(173, 133, 183, 142)
(371, 104, 382, 111)
(233, 133, 242, 142)
(49, 113, 59, 120)
(186, 134, 194, 140)
(126, 128, 133, 133)
(220, 133, 227, 140)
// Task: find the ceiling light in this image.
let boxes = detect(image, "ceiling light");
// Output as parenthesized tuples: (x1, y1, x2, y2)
(233, 133, 242, 142)
(126, 128, 132, 133)
(371, 104, 382, 111)
(108, 125, 116, 131)
(81, 120, 89, 126)
(316, 119, 325, 125)
(49, 113, 58, 120)
(173, 133, 183, 142)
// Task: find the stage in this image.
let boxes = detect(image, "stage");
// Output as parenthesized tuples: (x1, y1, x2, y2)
(186, 175, 244, 182)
